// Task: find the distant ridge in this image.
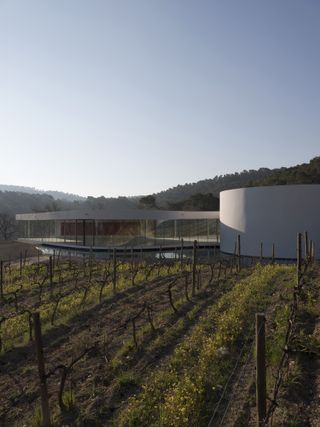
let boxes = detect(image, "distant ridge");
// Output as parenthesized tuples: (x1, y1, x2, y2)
(153, 156, 320, 208)
(154, 167, 276, 207)
(1, 157, 320, 216)
(0, 184, 85, 202)
(251, 156, 320, 187)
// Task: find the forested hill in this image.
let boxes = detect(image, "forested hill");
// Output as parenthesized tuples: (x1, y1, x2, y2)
(0, 191, 76, 215)
(0, 184, 85, 202)
(0, 192, 137, 216)
(252, 156, 320, 186)
(154, 157, 320, 208)
(155, 167, 275, 207)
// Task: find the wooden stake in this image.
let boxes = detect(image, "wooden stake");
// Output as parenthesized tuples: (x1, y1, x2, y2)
(313, 241, 316, 262)
(297, 232, 302, 284)
(33, 312, 51, 427)
(112, 248, 117, 295)
(192, 240, 197, 296)
(256, 313, 266, 427)
(237, 234, 241, 271)
(304, 231, 309, 261)
(310, 240, 315, 262)
(49, 256, 53, 295)
(272, 244, 275, 264)
(180, 238, 184, 270)
(19, 251, 23, 277)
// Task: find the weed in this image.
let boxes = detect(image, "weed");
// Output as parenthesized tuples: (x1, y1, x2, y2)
(62, 390, 75, 410)
(116, 370, 140, 388)
(30, 407, 43, 427)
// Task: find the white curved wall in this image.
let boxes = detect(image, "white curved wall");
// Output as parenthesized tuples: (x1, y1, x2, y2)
(220, 185, 320, 259)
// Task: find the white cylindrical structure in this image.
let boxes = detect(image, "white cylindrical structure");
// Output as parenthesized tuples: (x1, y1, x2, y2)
(220, 185, 320, 259)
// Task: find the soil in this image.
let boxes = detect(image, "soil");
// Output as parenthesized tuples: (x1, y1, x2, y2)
(0, 241, 40, 262)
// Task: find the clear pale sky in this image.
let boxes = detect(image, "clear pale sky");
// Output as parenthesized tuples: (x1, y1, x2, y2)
(0, 0, 319, 197)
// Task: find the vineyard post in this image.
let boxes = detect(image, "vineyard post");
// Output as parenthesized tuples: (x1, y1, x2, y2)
(272, 244, 275, 264)
(23, 249, 27, 267)
(218, 260, 222, 279)
(297, 232, 302, 284)
(89, 249, 93, 281)
(313, 242, 316, 262)
(260, 242, 263, 263)
(33, 312, 51, 427)
(309, 240, 314, 264)
(304, 231, 309, 261)
(256, 313, 266, 427)
(237, 234, 241, 272)
(192, 240, 197, 296)
(49, 256, 53, 295)
(132, 317, 138, 349)
(0, 260, 3, 299)
(147, 305, 156, 331)
(19, 251, 23, 277)
(184, 272, 190, 301)
(180, 238, 184, 270)
(112, 248, 117, 295)
(131, 247, 134, 268)
(311, 240, 315, 263)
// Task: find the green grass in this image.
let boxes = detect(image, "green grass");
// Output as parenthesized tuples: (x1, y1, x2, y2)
(117, 264, 295, 427)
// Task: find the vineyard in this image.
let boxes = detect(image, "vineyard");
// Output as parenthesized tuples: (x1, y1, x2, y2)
(0, 243, 319, 426)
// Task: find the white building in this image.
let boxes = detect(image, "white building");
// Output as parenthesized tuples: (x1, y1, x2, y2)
(220, 184, 320, 259)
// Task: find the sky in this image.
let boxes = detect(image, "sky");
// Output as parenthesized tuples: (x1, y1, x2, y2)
(0, 0, 319, 198)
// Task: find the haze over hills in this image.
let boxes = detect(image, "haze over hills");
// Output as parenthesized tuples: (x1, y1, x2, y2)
(0, 157, 319, 224)
(0, 185, 85, 202)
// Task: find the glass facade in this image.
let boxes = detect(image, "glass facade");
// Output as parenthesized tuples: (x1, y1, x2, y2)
(17, 218, 219, 247)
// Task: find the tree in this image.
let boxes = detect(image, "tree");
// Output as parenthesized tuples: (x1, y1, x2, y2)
(0, 213, 16, 240)
(139, 195, 157, 209)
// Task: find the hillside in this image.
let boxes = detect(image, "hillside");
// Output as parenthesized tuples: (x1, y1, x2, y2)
(0, 184, 85, 202)
(252, 156, 320, 186)
(167, 193, 220, 211)
(154, 168, 275, 207)
(0, 191, 75, 215)
(153, 157, 320, 208)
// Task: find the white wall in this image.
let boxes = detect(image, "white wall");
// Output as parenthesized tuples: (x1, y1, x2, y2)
(220, 185, 320, 259)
